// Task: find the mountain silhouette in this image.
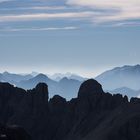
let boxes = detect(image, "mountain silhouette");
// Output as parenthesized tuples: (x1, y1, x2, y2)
(17, 74, 82, 99)
(1, 64, 140, 100)
(0, 79, 140, 140)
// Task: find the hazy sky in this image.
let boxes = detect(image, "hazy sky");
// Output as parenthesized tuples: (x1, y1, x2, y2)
(0, 0, 140, 77)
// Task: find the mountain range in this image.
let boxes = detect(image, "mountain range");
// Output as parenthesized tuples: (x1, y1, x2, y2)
(0, 72, 82, 99)
(0, 79, 140, 140)
(95, 64, 140, 90)
(47, 72, 87, 82)
(0, 64, 140, 99)
(17, 74, 81, 99)
(108, 87, 140, 99)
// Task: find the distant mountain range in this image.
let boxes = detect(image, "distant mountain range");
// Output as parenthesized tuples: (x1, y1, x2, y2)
(0, 71, 33, 83)
(47, 72, 87, 82)
(95, 64, 140, 90)
(108, 87, 140, 99)
(17, 74, 81, 99)
(0, 72, 83, 99)
(0, 64, 140, 99)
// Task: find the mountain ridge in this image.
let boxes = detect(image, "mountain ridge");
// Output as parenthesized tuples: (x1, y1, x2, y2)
(109, 87, 140, 99)
(0, 64, 140, 99)
(95, 64, 140, 90)
(17, 74, 81, 99)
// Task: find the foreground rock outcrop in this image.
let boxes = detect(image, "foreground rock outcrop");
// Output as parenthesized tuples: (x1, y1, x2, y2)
(0, 124, 31, 140)
(0, 79, 140, 140)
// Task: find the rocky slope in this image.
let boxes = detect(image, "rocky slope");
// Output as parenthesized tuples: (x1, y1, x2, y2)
(0, 80, 140, 140)
(0, 123, 31, 140)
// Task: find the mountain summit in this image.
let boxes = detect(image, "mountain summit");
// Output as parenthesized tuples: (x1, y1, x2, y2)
(78, 79, 104, 97)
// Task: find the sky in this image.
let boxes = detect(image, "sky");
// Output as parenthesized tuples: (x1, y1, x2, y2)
(0, 0, 140, 77)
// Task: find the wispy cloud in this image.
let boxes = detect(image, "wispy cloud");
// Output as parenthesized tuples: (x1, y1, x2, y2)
(0, 26, 78, 32)
(0, 0, 140, 26)
(0, 11, 98, 22)
(111, 22, 140, 27)
(0, 6, 66, 11)
(67, 0, 140, 24)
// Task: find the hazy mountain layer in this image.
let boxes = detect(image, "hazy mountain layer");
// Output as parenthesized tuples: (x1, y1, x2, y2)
(95, 64, 140, 90)
(0, 72, 33, 83)
(109, 87, 140, 99)
(1, 64, 140, 99)
(17, 74, 82, 99)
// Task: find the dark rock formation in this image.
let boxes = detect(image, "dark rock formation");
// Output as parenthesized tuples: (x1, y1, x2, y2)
(0, 79, 140, 140)
(0, 124, 31, 140)
(78, 79, 104, 97)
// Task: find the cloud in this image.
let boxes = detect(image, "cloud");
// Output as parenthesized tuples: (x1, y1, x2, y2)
(67, 0, 139, 8)
(0, 6, 66, 11)
(0, 0, 139, 26)
(0, 11, 98, 22)
(111, 22, 140, 27)
(67, 0, 140, 23)
(0, 26, 78, 32)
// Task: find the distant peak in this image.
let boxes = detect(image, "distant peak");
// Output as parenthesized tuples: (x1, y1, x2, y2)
(31, 71, 39, 76)
(60, 77, 69, 82)
(35, 74, 48, 79)
(3, 71, 10, 75)
(78, 79, 104, 97)
(134, 64, 140, 68)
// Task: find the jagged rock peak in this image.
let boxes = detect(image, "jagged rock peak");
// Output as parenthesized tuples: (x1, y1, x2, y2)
(49, 95, 67, 115)
(49, 95, 67, 107)
(78, 79, 104, 97)
(50, 95, 66, 102)
(0, 82, 14, 88)
(35, 82, 48, 90)
(35, 83, 48, 95)
(130, 97, 140, 104)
